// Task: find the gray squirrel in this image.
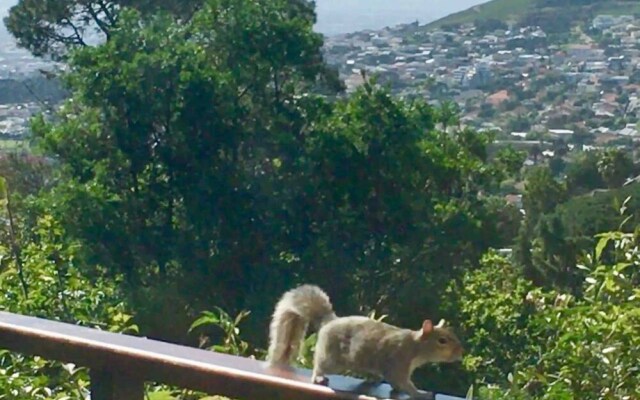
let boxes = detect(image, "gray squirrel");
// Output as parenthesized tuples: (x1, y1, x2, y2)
(266, 284, 464, 399)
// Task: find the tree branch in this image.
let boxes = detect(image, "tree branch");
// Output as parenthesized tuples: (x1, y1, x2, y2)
(4, 185, 28, 299)
(85, 4, 111, 40)
(96, 0, 117, 27)
(61, 18, 87, 46)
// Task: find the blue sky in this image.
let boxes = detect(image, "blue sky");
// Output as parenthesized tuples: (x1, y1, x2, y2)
(315, 0, 489, 35)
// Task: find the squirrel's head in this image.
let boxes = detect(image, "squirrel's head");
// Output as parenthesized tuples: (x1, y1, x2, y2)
(415, 319, 464, 364)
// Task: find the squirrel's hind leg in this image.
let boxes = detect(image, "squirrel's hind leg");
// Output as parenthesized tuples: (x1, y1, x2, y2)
(311, 358, 334, 386)
(311, 361, 331, 385)
(311, 352, 337, 386)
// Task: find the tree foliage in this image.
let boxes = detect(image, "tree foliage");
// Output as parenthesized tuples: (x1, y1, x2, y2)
(0, 200, 137, 399)
(4, 0, 316, 60)
(522, 166, 567, 221)
(566, 151, 605, 195)
(456, 228, 640, 400)
(4, 0, 200, 59)
(597, 148, 634, 189)
(473, 18, 508, 35)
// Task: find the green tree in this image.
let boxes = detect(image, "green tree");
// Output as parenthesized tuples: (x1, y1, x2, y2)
(618, 92, 630, 113)
(279, 83, 509, 359)
(597, 149, 634, 189)
(445, 251, 542, 389)
(4, 0, 316, 60)
(566, 151, 605, 195)
(30, 0, 341, 342)
(473, 18, 508, 35)
(548, 156, 566, 177)
(516, 166, 567, 284)
(530, 213, 581, 292)
(478, 102, 496, 119)
(435, 100, 461, 132)
(505, 114, 531, 133)
(493, 147, 526, 180)
(522, 166, 567, 221)
(460, 228, 640, 400)
(0, 202, 138, 399)
(30, 4, 513, 363)
(4, 0, 198, 59)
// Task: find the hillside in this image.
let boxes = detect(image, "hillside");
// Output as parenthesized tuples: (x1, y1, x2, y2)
(426, 0, 640, 28)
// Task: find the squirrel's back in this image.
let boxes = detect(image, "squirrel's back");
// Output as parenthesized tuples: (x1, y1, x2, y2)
(267, 284, 337, 366)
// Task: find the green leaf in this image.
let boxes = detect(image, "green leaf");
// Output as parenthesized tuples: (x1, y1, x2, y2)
(188, 312, 219, 333)
(465, 384, 474, 400)
(594, 235, 611, 262)
(146, 390, 177, 400)
(0, 176, 7, 200)
(575, 264, 590, 272)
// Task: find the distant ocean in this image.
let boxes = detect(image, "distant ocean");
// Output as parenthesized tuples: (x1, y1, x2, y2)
(314, 0, 489, 36)
(315, 0, 436, 35)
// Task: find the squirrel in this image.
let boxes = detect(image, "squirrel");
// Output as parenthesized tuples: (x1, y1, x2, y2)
(266, 284, 464, 399)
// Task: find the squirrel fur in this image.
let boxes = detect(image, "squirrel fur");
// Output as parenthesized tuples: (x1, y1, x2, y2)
(267, 284, 464, 399)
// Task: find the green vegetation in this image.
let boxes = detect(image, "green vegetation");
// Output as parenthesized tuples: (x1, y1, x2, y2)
(427, 0, 640, 29)
(453, 233, 640, 399)
(1, 0, 639, 399)
(427, 0, 532, 28)
(0, 140, 27, 150)
(0, 191, 138, 399)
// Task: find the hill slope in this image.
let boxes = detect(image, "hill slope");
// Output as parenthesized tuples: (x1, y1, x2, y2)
(426, 0, 640, 28)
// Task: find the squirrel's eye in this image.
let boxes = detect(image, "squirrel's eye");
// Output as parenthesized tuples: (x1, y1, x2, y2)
(438, 337, 448, 345)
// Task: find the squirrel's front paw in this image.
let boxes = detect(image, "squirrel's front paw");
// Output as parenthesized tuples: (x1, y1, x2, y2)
(313, 375, 330, 386)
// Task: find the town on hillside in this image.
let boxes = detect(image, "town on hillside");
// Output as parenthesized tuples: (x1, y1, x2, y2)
(0, 36, 63, 145)
(324, 14, 640, 167)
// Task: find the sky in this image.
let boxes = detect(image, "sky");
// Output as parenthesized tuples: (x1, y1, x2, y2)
(0, 0, 491, 40)
(315, 0, 489, 35)
(0, 0, 11, 40)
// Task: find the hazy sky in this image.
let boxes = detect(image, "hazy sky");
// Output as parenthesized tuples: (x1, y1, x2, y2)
(1, 0, 491, 39)
(315, 0, 489, 35)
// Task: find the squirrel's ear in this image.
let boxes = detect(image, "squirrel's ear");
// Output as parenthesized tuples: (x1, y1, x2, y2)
(421, 319, 434, 337)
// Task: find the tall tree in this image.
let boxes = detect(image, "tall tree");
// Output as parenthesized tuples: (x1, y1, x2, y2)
(566, 151, 605, 195)
(597, 149, 634, 189)
(494, 147, 526, 180)
(522, 166, 567, 222)
(435, 100, 460, 133)
(30, 0, 339, 341)
(4, 0, 316, 60)
(516, 166, 567, 284)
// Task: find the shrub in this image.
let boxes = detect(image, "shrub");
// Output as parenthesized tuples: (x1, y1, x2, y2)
(453, 230, 640, 399)
(0, 215, 137, 399)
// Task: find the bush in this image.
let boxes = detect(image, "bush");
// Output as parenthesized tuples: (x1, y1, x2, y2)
(0, 215, 137, 399)
(446, 251, 550, 387)
(452, 229, 640, 399)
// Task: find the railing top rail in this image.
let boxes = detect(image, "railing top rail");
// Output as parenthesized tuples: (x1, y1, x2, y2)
(0, 311, 463, 400)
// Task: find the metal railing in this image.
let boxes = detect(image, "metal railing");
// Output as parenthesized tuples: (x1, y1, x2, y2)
(0, 311, 464, 400)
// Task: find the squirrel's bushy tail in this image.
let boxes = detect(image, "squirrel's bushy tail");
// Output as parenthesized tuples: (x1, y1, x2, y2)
(267, 284, 337, 366)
